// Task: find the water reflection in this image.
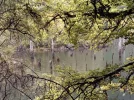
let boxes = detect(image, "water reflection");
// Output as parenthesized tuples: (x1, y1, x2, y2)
(3, 39, 134, 100)
(19, 40, 134, 74)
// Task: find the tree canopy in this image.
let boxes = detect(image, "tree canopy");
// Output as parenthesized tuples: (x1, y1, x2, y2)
(1, 0, 134, 48)
(1, 0, 134, 100)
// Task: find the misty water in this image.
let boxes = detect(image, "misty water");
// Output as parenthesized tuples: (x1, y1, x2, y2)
(2, 39, 134, 100)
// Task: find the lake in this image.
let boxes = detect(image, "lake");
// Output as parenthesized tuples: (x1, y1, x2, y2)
(1, 39, 134, 100)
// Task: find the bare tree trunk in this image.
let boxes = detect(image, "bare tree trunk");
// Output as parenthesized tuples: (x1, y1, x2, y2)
(30, 40, 34, 52)
(50, 38, 55, 74)
(118, 38, 125, 64)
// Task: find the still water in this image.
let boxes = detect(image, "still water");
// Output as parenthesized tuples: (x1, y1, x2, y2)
(21, 39, 134, 73)
(3, 39, 134, 100)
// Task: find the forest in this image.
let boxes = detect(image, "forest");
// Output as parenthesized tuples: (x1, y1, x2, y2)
(1, 0, 134, 100)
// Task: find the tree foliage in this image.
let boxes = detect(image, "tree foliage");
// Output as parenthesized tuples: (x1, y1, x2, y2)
(1, 0, 134, 47)
(1, 0, 134, 100)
